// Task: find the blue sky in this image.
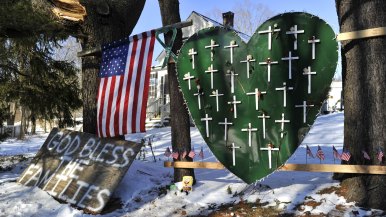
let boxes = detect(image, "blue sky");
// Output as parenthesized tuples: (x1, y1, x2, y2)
(133, 0, 339, 34)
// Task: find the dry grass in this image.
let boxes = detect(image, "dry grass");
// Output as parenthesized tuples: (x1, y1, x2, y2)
(302, 201, 322, 209)
(316, 185, 348, 198)
(190, 200, 291, 217)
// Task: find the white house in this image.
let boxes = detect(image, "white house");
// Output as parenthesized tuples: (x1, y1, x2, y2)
(322, 80, 343, 113)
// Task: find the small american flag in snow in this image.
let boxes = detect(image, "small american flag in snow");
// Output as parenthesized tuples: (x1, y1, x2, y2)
(181, 150, 187, 159)
(377, 149, 384, 163)
(316, 145, 325, 160)
(341, 151, 351, 162)
(188, 149, 196, 158)
(362, 150, 371, 160)
(172, 152, 179, 160)
(164, 147, 171, 157)
(198, 147, 204, 159)
(306, 145, 314, 158)
(333, 145, 341, 159)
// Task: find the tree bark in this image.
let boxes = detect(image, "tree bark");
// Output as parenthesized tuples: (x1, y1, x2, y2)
(158, 0, 195, 183)
(78, 0, 146, 134)
(0, 0, 83, 38)
(335, 0, 386, 210)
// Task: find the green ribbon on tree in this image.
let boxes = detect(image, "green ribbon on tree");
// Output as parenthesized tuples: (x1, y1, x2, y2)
(156, 27, 178, 68)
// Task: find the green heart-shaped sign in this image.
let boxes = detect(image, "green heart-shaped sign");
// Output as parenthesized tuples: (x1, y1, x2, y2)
(176, 12, 338, 183)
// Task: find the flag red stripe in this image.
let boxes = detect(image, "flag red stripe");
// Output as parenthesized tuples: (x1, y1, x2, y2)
(97, 78, 108, 137)
(114, 74, 125, 135)
(122, 35, 139, 134)
(105, 76, 117, 137)
(96, 78, 104, 137)
(140, 31, 156, 131)
(102, 77, 113, 137)
(96, 79, 102, 137)
(109, 76, 120, 137)
(131, 32, 148, 133)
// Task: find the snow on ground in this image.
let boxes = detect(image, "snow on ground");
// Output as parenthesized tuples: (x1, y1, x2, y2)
(0, 133, 49, 157)
(0, 112, 380, 216)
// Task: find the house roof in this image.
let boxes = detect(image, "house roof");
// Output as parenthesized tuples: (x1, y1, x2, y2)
(187, 11, 251, 39)
(189, 11, 223, 27)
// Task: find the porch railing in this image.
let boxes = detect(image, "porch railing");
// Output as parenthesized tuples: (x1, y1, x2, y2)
(146, 97, 170, 127)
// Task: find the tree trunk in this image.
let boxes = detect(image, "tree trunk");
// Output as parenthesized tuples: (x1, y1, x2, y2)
(31, 114, 36, 134)
(335, 0, 386, 210)
(79, 0, 146, 134)
(7, 111, 15, 126)
(158, 0, 195, 183)
(6, 103, 16, 125)
(18, 106, 25, 140)
(6, 114, 15, 126)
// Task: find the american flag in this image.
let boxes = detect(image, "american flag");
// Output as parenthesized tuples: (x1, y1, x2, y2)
(181, 150, 187, 159)
(377, 149, 384, 163)
(97, 30, 156, 137)
(316, 145, 325, 160)
(164, 147, 171, 158)
(188, 148, 196, 158)
(306, 145, 314, 158)
(341, 151, 351, 161)
(198, 147, 204, 159)
(333, 145, 341, 159)
(172, 152, 179, 160)
(362, 150, 371, 160)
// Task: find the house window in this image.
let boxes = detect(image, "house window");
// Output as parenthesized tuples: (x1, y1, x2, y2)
(149, 72, 157, 99)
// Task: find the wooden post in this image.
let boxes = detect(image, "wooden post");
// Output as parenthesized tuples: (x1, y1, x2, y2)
(164, 161, 225, 170)
(164, 162, 386, 175)
(279, 164, 386, 174)
(336, 27, 386, 41)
